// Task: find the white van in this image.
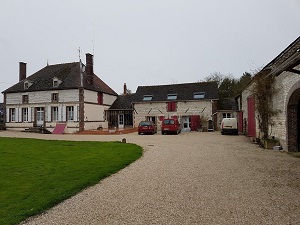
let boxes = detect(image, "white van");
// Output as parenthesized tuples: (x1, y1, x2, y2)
(221, 118, 238, 135)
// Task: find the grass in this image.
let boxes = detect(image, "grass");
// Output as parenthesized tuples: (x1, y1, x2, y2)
(0, 137, 142, 225)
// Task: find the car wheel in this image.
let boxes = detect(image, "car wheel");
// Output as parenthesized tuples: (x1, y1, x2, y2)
(138, 132, 141, 135)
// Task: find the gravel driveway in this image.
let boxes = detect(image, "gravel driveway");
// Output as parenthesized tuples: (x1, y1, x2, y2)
(1, 131, 300, 225)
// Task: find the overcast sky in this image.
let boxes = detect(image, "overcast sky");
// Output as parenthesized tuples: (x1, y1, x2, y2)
(1, 0, 300, 101)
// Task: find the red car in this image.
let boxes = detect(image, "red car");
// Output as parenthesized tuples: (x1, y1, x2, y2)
(138, 121, 157, 135)
(161, 118, 181, 135)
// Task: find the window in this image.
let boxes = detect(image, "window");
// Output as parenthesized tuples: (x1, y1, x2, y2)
(167, 102, 177, 112)
(22, 95, 29, 103)
(223, 113, 231, 118)
(53, 80, 58, 87)
(194, 92, 205, 99)
(167, 94, 177, 100)
(22, 108, 28, 122)
(51, 107, 59, 121)
(143, 95, 153, 101)
(52, 78, 61, 88)
(66, 106, 74, 121)
(51, 93, 59, 102)
(24, 81, 33, 90)
(10, 108, 16, 122)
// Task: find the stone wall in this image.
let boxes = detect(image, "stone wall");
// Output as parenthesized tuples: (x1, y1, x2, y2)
(133, 100, 214, 130)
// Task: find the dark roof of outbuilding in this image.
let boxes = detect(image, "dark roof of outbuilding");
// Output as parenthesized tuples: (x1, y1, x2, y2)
(217, 98, 238, 111)
(2, 62, 117, 95)
(134, 82, 218, 102)
(109, 94, 137, 110)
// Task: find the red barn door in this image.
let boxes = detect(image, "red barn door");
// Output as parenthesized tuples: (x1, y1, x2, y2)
(247, 96, 256, 137)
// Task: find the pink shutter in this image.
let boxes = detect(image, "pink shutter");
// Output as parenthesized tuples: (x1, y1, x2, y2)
(98, 93, 103, 105)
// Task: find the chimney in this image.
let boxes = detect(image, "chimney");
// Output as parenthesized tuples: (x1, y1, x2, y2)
(86, 53, 94, 85)
(123, 83, 127, 95)
(19, 62, 27, 81)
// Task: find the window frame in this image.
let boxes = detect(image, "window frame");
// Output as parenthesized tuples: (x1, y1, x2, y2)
(222, 113, 231, 118)
(66, 106, 74, 121)
(51, 107, 59, 122)
(10, 108, 16, 122)
(167, 94, 178, 100)
(22, 108, 28, 122)
(22, 95, 29, 104)
(193, 92, 205, 99)
(143, 95, 153, 101)
(51, 93, 59, 102)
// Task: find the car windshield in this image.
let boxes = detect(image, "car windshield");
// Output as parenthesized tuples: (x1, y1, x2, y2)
(139, 121, 152, 126)
(163, 119, 175, 125)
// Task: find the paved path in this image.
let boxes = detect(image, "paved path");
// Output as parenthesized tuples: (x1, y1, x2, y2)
(1, 131, 300, 224)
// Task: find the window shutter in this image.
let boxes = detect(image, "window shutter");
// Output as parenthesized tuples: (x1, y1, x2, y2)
(62, 106, 66, 122)
(167, 102, 171, 111)
(18, 108, 22, 122)
(98, 92, 103, 105)
(172, 102, 176, 111)
(28, 107, 32, 122)
(6, 108, 9, 122)
(47, 106, 51, 122)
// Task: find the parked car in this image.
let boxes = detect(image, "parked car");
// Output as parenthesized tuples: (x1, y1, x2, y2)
(161, 118, 181, 135)
(138, 121, 157, 135)
(221, 118, 238, 135)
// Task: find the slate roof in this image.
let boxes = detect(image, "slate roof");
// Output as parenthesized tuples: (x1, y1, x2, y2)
(265, 36, 300, 76)
(109, 94, 137, 110)
(217, 98, 238, 111)
(134, 82, 218, 102)
(2, 62, 117, 95)
(242, 36, 300, 92)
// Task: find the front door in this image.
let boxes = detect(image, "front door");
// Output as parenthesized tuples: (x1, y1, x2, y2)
(36, 107, 44, 127)
(190, 115, 200, 131)
(182, 116, 191, 132)
(118, 114, 124, 130)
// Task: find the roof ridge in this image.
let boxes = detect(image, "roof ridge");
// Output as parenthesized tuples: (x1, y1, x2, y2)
(137, 81, 216, 88)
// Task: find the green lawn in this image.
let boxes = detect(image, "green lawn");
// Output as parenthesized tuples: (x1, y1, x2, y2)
(0, 137, 142, 225)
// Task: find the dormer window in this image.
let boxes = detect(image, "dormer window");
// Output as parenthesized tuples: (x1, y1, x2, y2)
(53, 80, 58, 87)
(194, 92, 205, 99)
(167, 94, 177, 100)
(52, 77, 61, 88)
(24, 80, 33, 90)
(143, 95, 153, 101)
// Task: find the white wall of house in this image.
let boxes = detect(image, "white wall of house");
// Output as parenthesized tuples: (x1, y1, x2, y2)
(6, 89, 79, 105)
(83, 90, 115, 130)
(84, 90, 97, 103)
(104, 93, 117, 106)
(133, 100, 213, 129)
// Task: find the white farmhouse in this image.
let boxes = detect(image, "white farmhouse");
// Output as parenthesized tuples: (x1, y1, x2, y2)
(2, 53, 117, 133)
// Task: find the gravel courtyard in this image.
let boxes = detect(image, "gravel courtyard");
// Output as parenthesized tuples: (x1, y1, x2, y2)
(1, 131, 300, 225)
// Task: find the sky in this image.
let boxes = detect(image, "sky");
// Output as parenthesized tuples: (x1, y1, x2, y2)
(0, 0, 300, 101)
